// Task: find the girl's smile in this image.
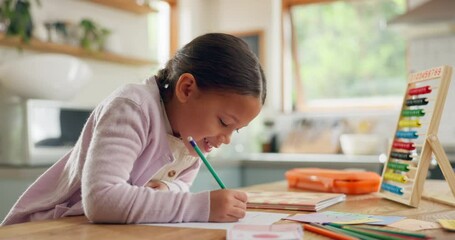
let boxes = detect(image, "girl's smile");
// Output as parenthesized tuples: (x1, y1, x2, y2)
(202, 138, 219, 153)
(164, 73, 262, 157)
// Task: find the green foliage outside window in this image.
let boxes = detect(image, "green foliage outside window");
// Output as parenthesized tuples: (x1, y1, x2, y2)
(292, 0, 406, 102)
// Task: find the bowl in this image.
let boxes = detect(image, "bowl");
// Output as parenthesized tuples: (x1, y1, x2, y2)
(340, 134, 381, 155)
(0, 54, 92, 100)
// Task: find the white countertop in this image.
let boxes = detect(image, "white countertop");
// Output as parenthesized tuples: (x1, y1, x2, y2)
(239, 153, 380, 163)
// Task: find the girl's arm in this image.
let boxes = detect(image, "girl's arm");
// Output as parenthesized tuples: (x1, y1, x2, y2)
(81, 97, 210, 224)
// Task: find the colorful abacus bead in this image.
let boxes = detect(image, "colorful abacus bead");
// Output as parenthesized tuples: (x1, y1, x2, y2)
(402, 109, 425, 117)
(384, 172, 408, 183)
(392, 141, 416, 150)
(406, 98, 429, 106)
(387, 162, 410, 172)
(396, 131, 418, 139)
(391, 151, 413, 161)
(408, 86, 432, 95)
(399, 119, 421, 128)
(381, 182, 404, 195)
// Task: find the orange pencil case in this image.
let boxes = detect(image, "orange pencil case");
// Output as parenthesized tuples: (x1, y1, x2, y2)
(285, 168, 381, 194)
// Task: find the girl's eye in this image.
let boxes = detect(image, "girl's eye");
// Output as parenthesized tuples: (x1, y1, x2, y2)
(219, 119, 228, 127)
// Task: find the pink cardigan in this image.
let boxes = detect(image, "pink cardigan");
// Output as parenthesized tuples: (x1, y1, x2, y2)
(2, 77, 210, 225)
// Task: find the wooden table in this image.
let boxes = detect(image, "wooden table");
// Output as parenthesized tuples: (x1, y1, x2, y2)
(1, 180, 455, 239)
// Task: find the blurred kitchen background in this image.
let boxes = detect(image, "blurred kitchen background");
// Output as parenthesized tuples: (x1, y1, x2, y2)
(1, 0, 455, 219)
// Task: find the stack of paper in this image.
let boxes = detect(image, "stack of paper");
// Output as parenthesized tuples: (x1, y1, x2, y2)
(247, 191, 346, 211)
(145, 212, 290, 230)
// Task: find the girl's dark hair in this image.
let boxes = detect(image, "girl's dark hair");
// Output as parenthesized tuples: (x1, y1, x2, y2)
(155, 33, 266, 104)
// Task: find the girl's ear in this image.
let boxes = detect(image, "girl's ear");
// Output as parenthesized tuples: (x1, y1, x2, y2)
(174, 73, 198, 103)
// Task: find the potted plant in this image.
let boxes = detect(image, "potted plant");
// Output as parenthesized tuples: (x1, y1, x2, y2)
(0, 0, 41, 43)
(79, 18, 111, 52)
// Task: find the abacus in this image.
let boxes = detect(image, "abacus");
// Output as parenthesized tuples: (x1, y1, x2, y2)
(380, 65, 455, 207)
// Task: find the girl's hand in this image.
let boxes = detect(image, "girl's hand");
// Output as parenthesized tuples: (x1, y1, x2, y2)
(146, 180, 169, 191)
(209, 189, 247, 222)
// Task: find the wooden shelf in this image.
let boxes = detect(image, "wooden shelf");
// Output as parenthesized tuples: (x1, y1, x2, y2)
(0, 33, 157, 66)
(88, 0, 158, 14)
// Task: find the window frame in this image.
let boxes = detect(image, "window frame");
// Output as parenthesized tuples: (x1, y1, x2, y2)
(281, 0, 408, 113)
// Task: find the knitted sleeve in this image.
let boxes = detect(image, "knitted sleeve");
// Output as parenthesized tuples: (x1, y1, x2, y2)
(81, 97, 210, 223)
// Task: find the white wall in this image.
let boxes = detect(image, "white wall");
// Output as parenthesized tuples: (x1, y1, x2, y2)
(406, 0, 455, 146)
(177, 0, 282, 112)
(408, 37, 455, 146)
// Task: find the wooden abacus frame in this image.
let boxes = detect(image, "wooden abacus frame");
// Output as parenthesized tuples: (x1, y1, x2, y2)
(380, 65, 455, 207)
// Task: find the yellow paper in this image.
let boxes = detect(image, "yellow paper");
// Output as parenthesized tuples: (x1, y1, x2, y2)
(388, 219, 440, 231)
(438, 219, 455, 231)
(334, 218, 381, 224)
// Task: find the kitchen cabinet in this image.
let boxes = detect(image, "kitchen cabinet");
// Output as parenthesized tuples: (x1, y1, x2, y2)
(240, 153, 382, 186)
(88, 0, 158, 14)
(389, 0, 455, 26)
(427, 146, 455, 179)
(192, 153, 384, 191)
(191, 162, 242, 192)
(388, 0, 455, 38)
(0, 167, 48, 221)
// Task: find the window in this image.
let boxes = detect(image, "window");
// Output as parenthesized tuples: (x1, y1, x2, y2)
(149, 1, 171, 63)
(287, 0, 407, 111)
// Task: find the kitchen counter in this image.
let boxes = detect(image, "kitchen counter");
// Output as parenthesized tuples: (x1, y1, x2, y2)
(0, 153, 382, 200)
(0, 166, 50, 221)
(0, 165, 49, 180)
(235, 153, 382, 186)
(0, 153, 381, 179)
(240, 152, 380, 164)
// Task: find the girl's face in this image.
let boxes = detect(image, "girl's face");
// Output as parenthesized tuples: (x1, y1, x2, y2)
(166, 74, 262, 156)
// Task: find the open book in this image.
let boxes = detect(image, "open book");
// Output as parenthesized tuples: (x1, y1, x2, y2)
(247, 191, 346, 212)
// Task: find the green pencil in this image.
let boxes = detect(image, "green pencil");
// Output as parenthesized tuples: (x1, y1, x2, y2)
(352, 225, 428, 238)
(329, 223, 430, 239)
(310, 223, 368, 240)
(318, 225, 376, 240)
(188, 137, 226, 189)
(342, 226, 411, 240)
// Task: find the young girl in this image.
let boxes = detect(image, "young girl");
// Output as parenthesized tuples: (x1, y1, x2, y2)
(2, 33, 266, 225)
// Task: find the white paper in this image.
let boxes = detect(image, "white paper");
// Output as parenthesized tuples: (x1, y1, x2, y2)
(143, 211, 289, 230)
